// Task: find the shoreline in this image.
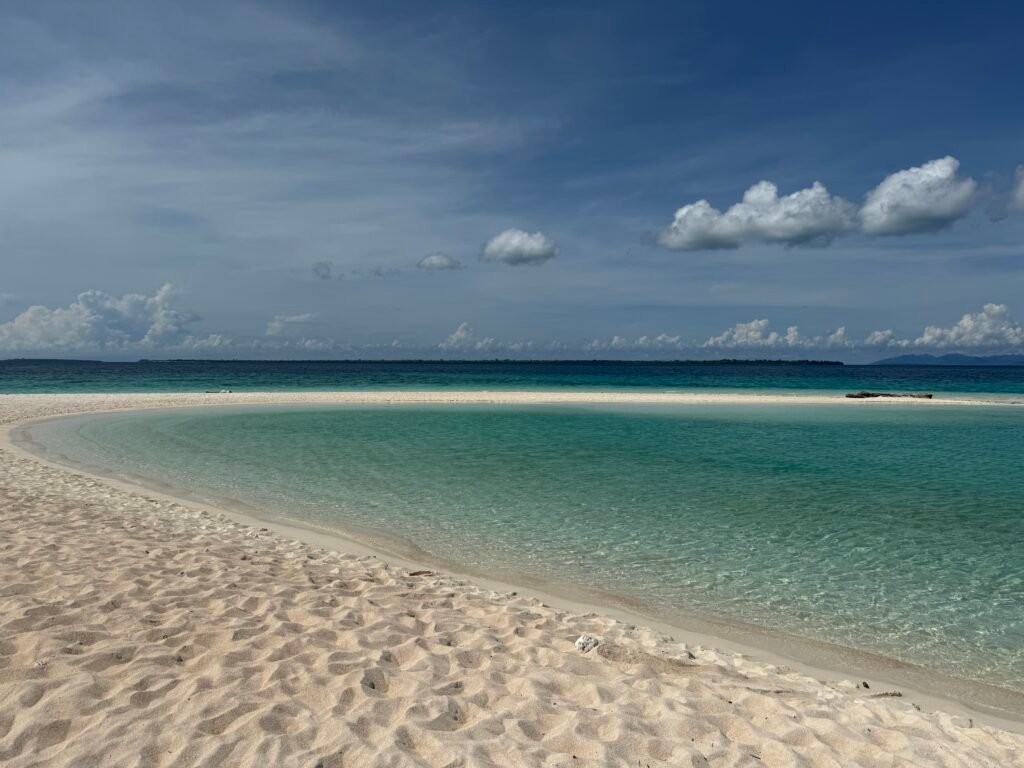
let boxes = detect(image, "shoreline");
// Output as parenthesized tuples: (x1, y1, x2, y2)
(3, 388, 1022, 406)
(5, 392, 1024, 728)
(3, 391, 1024, 766)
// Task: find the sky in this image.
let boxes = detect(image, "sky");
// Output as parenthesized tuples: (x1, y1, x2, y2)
(1, 0, 1023, 361)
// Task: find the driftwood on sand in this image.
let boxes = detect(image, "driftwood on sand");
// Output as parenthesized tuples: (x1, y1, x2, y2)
(845, 391, 933, 399)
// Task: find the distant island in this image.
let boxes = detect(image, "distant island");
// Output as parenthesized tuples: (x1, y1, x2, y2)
(136, 358, 846, 365)
(873, 353, 1024, 366)
(3, 357, 848, 366)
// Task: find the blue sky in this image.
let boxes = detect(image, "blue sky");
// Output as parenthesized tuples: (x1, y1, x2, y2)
(1, 0, 1023, 360)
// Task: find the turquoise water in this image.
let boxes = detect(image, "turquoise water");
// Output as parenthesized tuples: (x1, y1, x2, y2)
(3, 359, 1024, 396)
(27, 403, 1024, 691)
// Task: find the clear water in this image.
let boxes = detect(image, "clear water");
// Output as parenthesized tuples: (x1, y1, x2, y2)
(2, 358, 1024, 396)
(28, 402, 1024, 691)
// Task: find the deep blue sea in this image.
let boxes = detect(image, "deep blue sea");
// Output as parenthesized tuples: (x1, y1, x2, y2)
(2, 358, 1024, 396)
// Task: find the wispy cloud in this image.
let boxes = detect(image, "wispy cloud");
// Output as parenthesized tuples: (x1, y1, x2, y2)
(309, 262, 402, 280)
(347, 266, 402, 279)
(0, 2, 553, 293)
(266, 313, 316, 336)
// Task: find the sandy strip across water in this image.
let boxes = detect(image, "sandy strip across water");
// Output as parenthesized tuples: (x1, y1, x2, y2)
(2, 391, 1024, 767)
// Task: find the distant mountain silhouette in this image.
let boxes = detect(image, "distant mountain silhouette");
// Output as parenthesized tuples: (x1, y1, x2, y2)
(872, 353, 1024, 366)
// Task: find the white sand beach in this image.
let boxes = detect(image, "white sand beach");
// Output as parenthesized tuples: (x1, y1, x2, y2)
(2, 392, 1024, 767)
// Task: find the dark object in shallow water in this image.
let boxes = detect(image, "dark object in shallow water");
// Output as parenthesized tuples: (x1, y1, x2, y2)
(845, 391, 933, 399)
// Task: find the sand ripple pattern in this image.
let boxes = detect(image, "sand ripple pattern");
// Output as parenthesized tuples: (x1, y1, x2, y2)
(1, 394, 1023, 767)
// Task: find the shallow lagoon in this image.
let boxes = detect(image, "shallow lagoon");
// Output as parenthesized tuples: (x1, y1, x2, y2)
(29, 402, 1024, 691)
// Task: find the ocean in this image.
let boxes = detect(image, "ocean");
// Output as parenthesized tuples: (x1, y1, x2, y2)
(22, 398, 1024, 694)
(2, 358, 1024, 396)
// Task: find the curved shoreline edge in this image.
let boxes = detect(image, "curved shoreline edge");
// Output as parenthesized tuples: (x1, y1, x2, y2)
(3, 388, 1021, 407)
(3, 391, 1024, 743)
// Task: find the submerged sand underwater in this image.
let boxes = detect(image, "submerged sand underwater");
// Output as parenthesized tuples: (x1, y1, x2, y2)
(2, 392, 1023, 767)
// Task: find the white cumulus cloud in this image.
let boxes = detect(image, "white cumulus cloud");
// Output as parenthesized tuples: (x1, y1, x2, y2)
(435, 323, 539, 354)
(480, 229, 558, 265)
(864, 329, 895, 347)
(659, 156, 987, 250)
(704, 319, 798, 348)
(0, 284, 224, 354)
(824, 327, 848, 347)
(859, 156, 976, 235)
(182, 334, 234, 351)
(585, 333, 682, 352)
(438, 322, 497, 352)
(909, 304, 1024, 349)
(659, 180, 856, 250)
(703, 306, 1024, 352)
(417, 253, 464, 271)
(704, 319, 850, 350)
(637, 333, 682, 348)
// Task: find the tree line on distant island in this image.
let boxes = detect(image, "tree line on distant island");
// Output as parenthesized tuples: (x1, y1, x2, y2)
(3, 355, 1023, 365)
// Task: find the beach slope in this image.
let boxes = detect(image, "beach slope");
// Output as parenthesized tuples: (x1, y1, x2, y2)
(2, 393, 1023, 767)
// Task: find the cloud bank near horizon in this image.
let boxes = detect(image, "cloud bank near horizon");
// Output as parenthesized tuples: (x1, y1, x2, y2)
(0, 285, 228, 354)
(2, 287, 1022, 359)
(700, 304, 1023, 351)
